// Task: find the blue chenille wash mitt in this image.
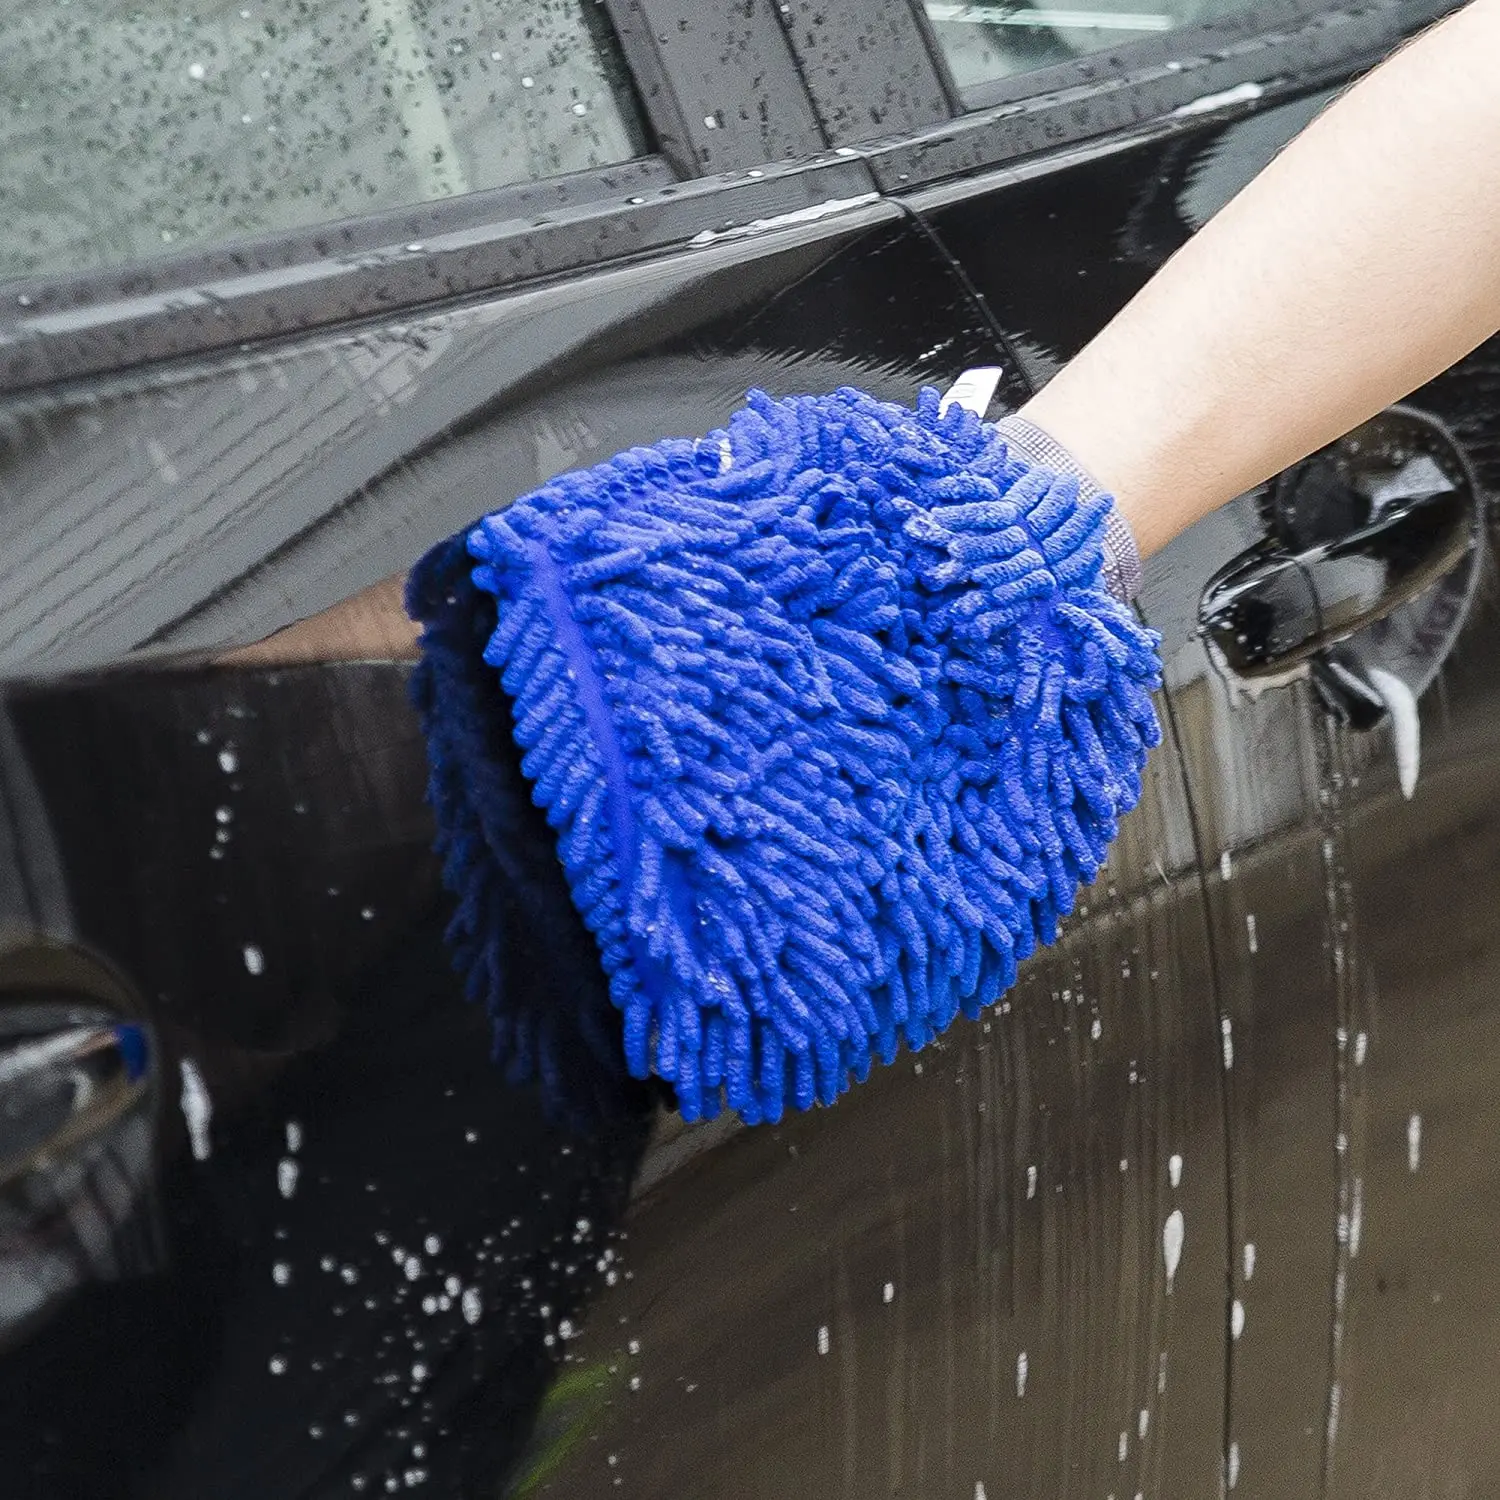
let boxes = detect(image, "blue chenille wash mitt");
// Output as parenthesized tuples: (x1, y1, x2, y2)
(408, 386, 1162, 1126)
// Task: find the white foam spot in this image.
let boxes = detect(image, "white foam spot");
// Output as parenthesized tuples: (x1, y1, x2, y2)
(1168, 1153, 1183, 1189)
(1163, 1209, 1185, 1291)
(1026, 1164, 1037, 1200)
(242, 944, 264, 975)
(462, 1287, 482, 1325)
(1245, 914, 1258, 955)
(1243, 1242, 1256, 1280)
(1220, 850, 1232, 881)
(882, 1282, 895, 1304)
(278, 1158, 299, 1199)
(1354, 1031, 1368, 1067)
(218, 747, 239, 774)
(1408, 1113, 1422, 1172)
(1137, 1408, 1149, 1439)
(975, 1485, 987, 1500)
(1228, 1440, 1241, 1489)
(187, 61, 206, 80)
(1367, 666, 1420, 799)
(1090, 1016, 1102, 1041)
(817, 1325, 830, 1355)
(424, 1234, 442, 1255)
(1015, 1350, 1028, 1397)
(1231, 1299, 1245, 1340)
(1118, 1430, 1128, 1462)
(1173, 80, 1264, 117)
(286, 1120, 302, 1153)
(269, 1355, 287, 1374)
(1220, 1016, 1235, 1069)
(179, 1058, 213, 1161)
(272, 1261, 291, 1285)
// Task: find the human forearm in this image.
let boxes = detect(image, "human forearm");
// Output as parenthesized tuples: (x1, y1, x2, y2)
(1022, 0, 1500, 561)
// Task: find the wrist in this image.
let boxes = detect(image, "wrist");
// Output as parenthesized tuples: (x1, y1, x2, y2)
(993, 412, 1144, 604)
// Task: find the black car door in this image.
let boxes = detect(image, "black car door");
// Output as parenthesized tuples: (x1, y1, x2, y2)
(0, 2, 1473, 1498)
(904, 3, 1500, 1495)
(0, 5, 1226, 1499)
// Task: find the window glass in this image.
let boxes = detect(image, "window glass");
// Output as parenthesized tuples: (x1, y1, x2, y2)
(925, 0, 1258, 93)
(2, 0, 649, 282)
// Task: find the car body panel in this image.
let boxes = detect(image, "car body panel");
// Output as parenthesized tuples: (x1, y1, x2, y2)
(0, 2, 1489, 1496)
(920, 84, 1500, 1498)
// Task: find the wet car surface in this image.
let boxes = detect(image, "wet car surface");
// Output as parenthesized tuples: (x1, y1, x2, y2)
(0, 2, 1493, 1496)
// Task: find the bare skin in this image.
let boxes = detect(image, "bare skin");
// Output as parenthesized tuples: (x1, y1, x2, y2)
(221, 0, 1500, 665)
(1024, 0, 1500, 560)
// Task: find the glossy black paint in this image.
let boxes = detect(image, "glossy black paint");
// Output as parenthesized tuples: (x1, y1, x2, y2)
(0, 4, 1490, 1498)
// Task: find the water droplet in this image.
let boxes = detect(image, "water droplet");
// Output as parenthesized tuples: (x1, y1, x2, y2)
(816, 1326, 830, 1355)
(1231, 1299, 1245, 1339)
(1162, 1210, 1185, 1290)
(1015, 1350, 1028, 1397)
(269, 1355, 287, 1374)
(1243, 1242, 1256, 1280)
(218, 748, 239, 774)
(882, 1282, 895, 1304)
(272, 1261, 292, 1285)
(1168, 1153, 1183, 1189)
(277, 1158, 299, 1198)
(462, 1287, 482, 1324)
(187, 62, 207, 81)
(1408, 1113, 1422, 1172)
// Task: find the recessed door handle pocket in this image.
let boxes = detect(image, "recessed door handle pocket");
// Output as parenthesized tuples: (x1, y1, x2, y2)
(1199, 406, 1481, 680)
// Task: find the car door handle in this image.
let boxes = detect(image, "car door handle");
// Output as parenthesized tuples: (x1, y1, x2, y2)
(1198, 406, 1479, 680)
(0, 999, 156, 1350)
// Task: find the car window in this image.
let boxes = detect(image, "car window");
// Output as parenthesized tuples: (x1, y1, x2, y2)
(924, 0, 1260, 93)
(1, 0, 649, 283)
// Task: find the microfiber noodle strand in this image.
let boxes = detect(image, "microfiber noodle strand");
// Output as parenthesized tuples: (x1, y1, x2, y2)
(409, 386, 1162, 1126)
